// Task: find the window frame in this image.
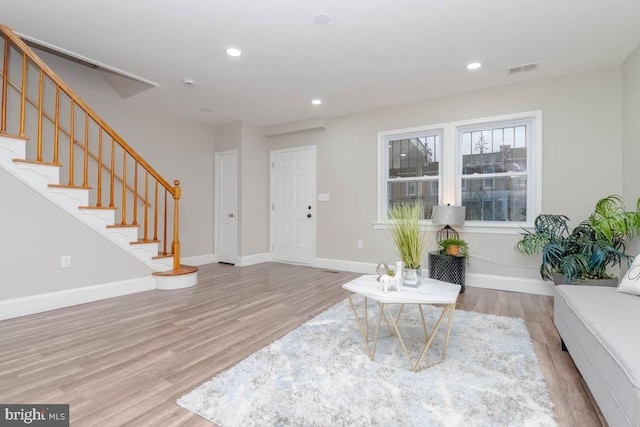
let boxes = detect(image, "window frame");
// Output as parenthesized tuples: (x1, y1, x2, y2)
(376, 111, 542, 233)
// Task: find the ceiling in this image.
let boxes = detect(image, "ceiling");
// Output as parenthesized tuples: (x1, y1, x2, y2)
(3, 0, 640, 128)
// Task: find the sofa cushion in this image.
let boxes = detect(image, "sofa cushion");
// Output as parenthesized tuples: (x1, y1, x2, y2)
(618, 255, 640, 296)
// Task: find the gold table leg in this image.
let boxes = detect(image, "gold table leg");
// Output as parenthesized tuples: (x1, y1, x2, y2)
(412, 304, 455, 371)
(346, 292, 393, 360)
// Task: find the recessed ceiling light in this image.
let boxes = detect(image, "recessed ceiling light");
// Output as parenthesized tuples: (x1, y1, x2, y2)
(466, 62, 482, 70)
(311, 99, 322, 105)
(226, 48, 242, 57)
(314, 13, 331, 25)
(183, 78, 196, 88)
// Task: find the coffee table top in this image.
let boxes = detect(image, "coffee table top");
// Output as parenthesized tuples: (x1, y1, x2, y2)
(342, 274, 461, 304)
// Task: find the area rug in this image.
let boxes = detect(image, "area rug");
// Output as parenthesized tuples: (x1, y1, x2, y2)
(178, 298, 557, 426)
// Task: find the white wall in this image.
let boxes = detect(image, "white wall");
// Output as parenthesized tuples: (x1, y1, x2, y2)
(240, 122, 269, 256)
(265, 67, 624, 280)
(0, 167, 151, 299)
(622, 42, 640, 254)
(623, 44, 640, 204)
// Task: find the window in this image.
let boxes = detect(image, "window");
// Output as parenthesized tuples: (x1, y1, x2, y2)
(458, 119, 533, 223)
(378, 112, 541, 229)
(379, 126, 443, 220)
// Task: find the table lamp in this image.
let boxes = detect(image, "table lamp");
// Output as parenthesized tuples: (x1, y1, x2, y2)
(431, 204, 466, 243)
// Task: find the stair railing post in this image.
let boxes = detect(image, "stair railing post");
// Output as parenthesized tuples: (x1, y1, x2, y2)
(37, 69, 43, 162)
(97, 129, 103, 206)
(143, 171, 149, 240)
(53, 86, 59, 163)
(133, 162, 138, 225)
(153, 180, 159, 241)
(121, 153, 127, 224)
(109, 138, 115, 207)
(83, 112, 89, 187)
(68, 100, 75, 186)
(19, 52, 26, 137)
(163, 189, 168, 255)
(2, 34, 9, 134)
(172, 180, 181, 270)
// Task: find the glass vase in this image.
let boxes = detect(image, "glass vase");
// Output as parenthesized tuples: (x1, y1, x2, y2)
(403, 267, 422, 287)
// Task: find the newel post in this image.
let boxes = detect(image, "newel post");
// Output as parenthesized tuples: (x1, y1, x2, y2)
(1, 33, 9, 134)
(172, 180, 181, 270)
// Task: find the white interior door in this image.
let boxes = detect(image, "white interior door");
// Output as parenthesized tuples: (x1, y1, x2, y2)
(271, 146, 316, 264)
(216, 150, 237, 264)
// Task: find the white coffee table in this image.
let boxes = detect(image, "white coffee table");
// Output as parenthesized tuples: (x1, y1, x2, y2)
(342, 274, 461, 371)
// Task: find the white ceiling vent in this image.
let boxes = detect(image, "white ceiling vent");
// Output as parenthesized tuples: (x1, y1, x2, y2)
(507, 63, 538, 75)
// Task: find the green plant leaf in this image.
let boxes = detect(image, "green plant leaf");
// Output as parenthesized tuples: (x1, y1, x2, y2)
(387, 202, 432, 269)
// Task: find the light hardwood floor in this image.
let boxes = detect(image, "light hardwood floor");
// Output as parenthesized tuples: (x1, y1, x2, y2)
(0, 263, 603, 426)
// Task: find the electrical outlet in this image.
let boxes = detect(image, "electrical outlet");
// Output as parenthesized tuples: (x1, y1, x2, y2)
(357, 240, 363, 249)
(60, 255, 71, 269)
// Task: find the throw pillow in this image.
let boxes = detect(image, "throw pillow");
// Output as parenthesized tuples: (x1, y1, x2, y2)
(618, 255, 640, 296)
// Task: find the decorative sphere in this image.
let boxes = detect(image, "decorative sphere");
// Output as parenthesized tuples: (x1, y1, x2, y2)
(376, 262, 389, 279)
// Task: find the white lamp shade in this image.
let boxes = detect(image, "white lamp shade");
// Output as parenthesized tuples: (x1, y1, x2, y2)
(431, 205, 466, 225)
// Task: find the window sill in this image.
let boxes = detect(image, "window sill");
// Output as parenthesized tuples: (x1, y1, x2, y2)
(372, 222, 531, 235)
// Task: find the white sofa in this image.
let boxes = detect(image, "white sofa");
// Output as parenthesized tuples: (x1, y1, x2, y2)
(554, 285, 640, 426)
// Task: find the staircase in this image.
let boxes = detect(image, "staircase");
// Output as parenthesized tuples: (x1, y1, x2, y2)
(0, 25, 197, 291)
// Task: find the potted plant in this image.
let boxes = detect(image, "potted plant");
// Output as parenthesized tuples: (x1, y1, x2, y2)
(515, 195, 640, 285)
(438, 237, 469, 258)
(388, 202, 432, 287)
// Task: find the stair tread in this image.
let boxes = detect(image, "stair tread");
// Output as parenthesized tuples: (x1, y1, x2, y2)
(13, 158, 62, 167)
(0, 132, 29, 141)
(130, 239, 161, 245)
(152, 265, 199, 277)
(48, 184, 92, 190)
(106, 224, 140, 228)
(78, 206, 117, 210)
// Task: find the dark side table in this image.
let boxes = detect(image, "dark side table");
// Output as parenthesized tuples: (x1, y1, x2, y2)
(428, 251, 466, 293)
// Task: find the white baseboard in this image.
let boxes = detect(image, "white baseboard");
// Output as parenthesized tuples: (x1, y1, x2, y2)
(314, 258, 377, 274)
(312, 257, 553, 296)
(466, 273, 554, 296)
(0, 276, 155, 321)
(183, 252, 270, 267)
(182, 253, 216, 266)
(236, 252, 272, 266)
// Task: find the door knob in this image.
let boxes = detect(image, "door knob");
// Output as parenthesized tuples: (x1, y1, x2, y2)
(228, 213, 234, 218)
(307, 213, 312, 218)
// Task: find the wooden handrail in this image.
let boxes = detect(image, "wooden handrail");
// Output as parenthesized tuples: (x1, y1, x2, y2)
(0, 25, 175, 195)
